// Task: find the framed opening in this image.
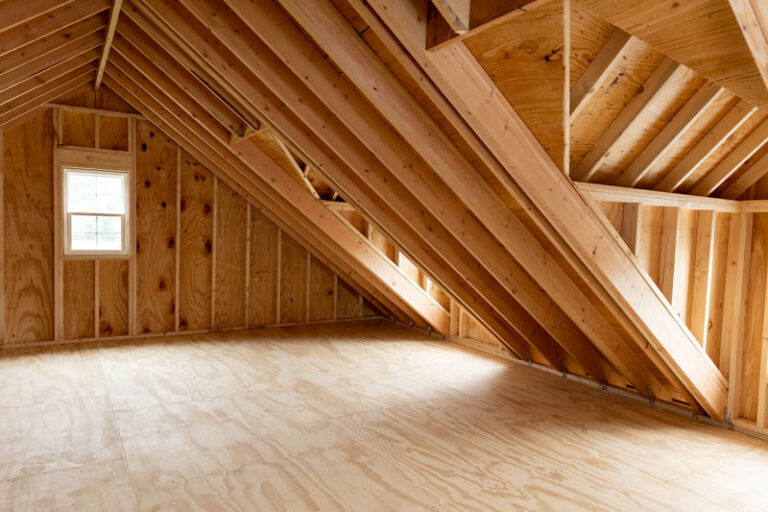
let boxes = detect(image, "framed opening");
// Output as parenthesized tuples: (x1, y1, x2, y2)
(62, 167, 130, 257)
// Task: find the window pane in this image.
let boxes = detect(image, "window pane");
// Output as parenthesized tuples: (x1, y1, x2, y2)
(70, 214, 123, 252)
(66, 171, 126, 214)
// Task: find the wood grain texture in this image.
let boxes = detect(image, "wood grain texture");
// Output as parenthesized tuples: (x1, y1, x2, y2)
(280, 235, 308, 324)
(3, 110, 54, 344)
(98, 259, 128, 337)
(309, 256, 335, 322)
(464, 0, 567, 170)
(0, 322, 766, 511)
(179, 151, 213, 332)
(336, 278, 361, 319)
(136, 120, 176, 334)
(60, 109, 95, 147)
(214, 180, 247, 330)
(98, 115, 128, 151)
(62, 260, 95, 340)
(248, 207, 278, 328)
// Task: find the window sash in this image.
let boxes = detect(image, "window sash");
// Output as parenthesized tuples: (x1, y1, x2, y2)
(62, 168, 130, 257)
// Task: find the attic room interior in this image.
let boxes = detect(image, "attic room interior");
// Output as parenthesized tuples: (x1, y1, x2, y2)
(2, 0, 768, 509)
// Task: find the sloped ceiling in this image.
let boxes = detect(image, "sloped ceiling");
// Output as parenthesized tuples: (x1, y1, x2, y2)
(3, 0, 758, 420)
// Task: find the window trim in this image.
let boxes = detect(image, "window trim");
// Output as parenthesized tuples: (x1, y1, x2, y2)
(62, 167, 131, 258)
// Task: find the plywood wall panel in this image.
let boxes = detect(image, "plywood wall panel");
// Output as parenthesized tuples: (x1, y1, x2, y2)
(136, 120, 176, 334)
(3, 110, 54, 344)
(60, 110, 95, 147)
(62, 260, 94, 340)
(99, 259, 129, 337)
(179, 152, 213, 332)
(248, 208, 278, 327)
(336, 278, 361, 319)
(280, 235, 308, 324)
(740, 213, 768, 421)
(309, 256, 334, 322)
(214, 180, 247, 330)
(98, 116, 129, 151)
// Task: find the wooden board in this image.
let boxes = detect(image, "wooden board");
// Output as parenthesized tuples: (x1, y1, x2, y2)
(3, 110, 54, 344)
(464, 0, 567, 170)
(98, 115, 129, 151)
(214, 180, 247, 330)
(309, 256, 335, 322)
(248, 207, 278, 328)
(279, 235, 308, 324)
(62, 260, 94, 340)
(336, 277, 361, 319)
(99, 259, 129, 337)
(136, 120, 176, 334)
(705, 212, 731, 366)
(59, 109, 95, 147)
(178, 151, 213, 332)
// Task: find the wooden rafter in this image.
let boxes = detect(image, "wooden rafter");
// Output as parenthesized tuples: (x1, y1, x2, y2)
(430, 0, 470, 33)
(655, 100, 757, 193)
(721, 149, 768, 199)
(94, 0, 123, 89)
(570, 57, 683, 182)
(368, 0, 727, 418)
(614, 82, 724, 187)
(131, 0, 616, 373)
(691, 118, 768, 196)
(0, 0, 73, 33)
(728, 0, 768, 93)
(570, 28, 632, 121)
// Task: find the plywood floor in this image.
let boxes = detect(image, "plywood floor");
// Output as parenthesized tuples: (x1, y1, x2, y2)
(0, 321, 766, 511)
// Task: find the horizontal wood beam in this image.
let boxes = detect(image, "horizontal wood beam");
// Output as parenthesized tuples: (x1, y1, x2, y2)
(656, 100, 757, 193)
(576, 182, 742, 212)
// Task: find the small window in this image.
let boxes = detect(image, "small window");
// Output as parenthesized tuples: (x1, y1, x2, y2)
(63, 168, 129, 256)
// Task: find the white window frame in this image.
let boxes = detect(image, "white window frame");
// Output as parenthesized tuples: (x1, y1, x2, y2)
(62, 167, 130, 257)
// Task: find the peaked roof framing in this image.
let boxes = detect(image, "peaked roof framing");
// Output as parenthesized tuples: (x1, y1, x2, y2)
(3, 0, 762, 420)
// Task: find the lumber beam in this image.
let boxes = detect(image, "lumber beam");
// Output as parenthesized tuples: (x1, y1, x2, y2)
(656, 100, 757, 193)
(691, 118, 768, 196)
(119, 12, 257, 137)
(0, 15, 105, 78)
(131, 0, 590, 371)
(0, 30, 103, 93)
(0, 0, 109, 57)
(570, 28, 632, 121)
(0, 65, 96, 127)
(721, 149, 768, 199)
(614, 82, 724, 187)
(369, 0, 727, 419)
(209, 0, 649, 384)
(576, 182, 741, 212)
(689, 211, 716, 346)
(426, 0, 553, 50)
(0, 0, 74, 33)
(430, 0, 470, 34)
(728, 0, 768, 93)
(0, 49, 100, 106)
(94, 0, 123, 90)
(103, 69, 443, 333)
(571, 58, 683, 182)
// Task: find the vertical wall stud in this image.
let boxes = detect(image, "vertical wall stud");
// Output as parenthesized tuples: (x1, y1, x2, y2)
(275, 229, 282, 325)
(210, 175, 218, 329)
(94, 260, 100, 338)
(245, 202, 251, 329)
(305, 252, 311, 323)
(0, 129, 4, 343)
(128, 116, 137, 336)
(174, 145, 181, 332)
(332, 273, 338, 321)
(726, 212, 752, 418)
(53, 108, 63, 341)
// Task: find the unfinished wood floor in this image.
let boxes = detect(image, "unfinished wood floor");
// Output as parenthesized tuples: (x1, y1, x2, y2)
(0, 321, 766, 511)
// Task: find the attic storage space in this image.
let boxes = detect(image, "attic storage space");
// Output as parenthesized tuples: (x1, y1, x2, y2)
(0, 0, 767, 510)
